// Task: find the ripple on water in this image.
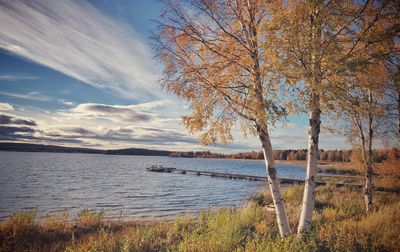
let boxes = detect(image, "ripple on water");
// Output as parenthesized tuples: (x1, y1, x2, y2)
(0, 152, 305, 220)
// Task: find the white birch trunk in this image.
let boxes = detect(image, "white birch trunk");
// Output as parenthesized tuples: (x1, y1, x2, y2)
(298, 6, 322, 234)
(360, 138, 373, 213)
(298, 99, 321, 235)
(358, 117, 374, 213)
(258, 126, 291, 237)
(364, 164, 373, 212)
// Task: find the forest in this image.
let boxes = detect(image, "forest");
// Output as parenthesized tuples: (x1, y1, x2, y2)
(170, 148, 399, 162)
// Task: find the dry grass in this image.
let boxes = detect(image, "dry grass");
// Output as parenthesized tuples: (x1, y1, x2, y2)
(1, 185, 399, 252)
(375, 158, 400, 189)
(275, 160, 361, 176)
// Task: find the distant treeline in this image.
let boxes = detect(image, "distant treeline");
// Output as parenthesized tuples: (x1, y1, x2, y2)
(1, 142, 397, 162)
(105, 148, 171, 156)
(169, 150, 350, 162)
(170, 149, 399, 162)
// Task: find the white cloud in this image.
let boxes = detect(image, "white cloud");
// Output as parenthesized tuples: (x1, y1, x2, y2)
(133, 99, 174, 111)
(0, 103, 14, 111)
(68, 103, 152, 123)
(0, 75, 39, 81)
(56, 99, 174, 124)
(0, 91, 51, 101)
(0, 0, 161, 100)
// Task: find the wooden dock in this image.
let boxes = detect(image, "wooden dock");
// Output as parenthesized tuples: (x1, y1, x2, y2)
(146, 166, 400, 192)
(147, 166, 324, 185)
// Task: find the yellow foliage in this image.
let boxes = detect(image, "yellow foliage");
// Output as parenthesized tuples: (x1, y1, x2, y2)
(155, 0, 298, 145)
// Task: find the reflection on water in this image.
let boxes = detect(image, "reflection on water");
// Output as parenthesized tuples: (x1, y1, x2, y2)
(0, 152, 306, 220)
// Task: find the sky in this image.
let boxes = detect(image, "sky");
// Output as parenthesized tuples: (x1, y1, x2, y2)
(0, 0, 348, 152)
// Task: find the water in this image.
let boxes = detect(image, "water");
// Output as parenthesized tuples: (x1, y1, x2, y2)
(0, 151, 306, 220)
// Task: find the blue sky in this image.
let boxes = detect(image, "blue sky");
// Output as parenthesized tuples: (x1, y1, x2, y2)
(0, 0, 347, 151)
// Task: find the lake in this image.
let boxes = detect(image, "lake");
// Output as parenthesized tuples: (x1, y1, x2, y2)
(0, 151, 306, 220)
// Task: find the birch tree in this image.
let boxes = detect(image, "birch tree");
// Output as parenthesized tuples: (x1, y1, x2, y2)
(266, 0, 399, 234)
(334, 62, 390, 213)
(153, 0, 293, 237)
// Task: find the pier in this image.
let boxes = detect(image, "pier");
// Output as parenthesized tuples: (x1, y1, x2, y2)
(147, 166, 330, 185)
(147, 165, 289, 182)
(146, 165, 400, 192)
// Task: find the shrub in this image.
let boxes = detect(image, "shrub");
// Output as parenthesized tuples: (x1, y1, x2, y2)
(75, 209, 104, 229)
(41, 211, 70, 232)
(0, 211, 36, 235)
(375, 157, 400, 188)
(0, 211, 37, 251)
(248, 191, 273, 207)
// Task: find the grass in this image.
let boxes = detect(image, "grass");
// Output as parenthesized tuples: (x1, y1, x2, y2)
(274, 160, 362, 176)
(317, 174, 364, 185)
(316, 161, 362, 176)
(1, 184, 399, 251)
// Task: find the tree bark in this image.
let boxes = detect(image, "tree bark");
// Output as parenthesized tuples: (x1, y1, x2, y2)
(257, 125, 291, 237)
(298, 97, 321, 235)
(365, 90, 374, 212)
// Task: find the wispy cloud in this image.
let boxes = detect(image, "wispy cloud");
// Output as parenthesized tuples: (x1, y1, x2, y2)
(58, 99, 75, 106)
(0, 75, 39, 81)
(0, 103, 14, 111)
(0, 91, 51, 101)
(0, 0, 161, 100)
(132, 99, 174, 111)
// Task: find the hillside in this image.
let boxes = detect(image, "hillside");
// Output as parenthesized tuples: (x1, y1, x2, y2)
(0, 142, 172, 156)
